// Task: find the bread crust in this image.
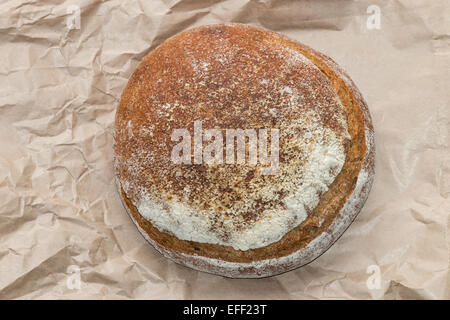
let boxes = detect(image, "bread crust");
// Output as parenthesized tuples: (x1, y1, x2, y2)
(114, 23, 375, 278)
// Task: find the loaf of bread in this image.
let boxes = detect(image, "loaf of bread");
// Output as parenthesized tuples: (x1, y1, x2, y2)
(114, 23, 375, 278)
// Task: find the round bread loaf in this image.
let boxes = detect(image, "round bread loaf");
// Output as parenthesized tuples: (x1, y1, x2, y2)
(114, 23, 375, 278)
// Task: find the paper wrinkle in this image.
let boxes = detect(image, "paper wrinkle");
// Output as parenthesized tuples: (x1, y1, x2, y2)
(0, 0, 449, 299)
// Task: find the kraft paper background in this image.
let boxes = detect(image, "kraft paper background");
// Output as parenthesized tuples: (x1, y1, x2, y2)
(0, 0, 449, 299)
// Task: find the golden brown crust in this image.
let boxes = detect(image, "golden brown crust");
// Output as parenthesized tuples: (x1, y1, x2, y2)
(114, 23, 375, 277)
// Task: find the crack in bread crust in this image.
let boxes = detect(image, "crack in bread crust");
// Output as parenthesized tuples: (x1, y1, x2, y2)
(114, 23, 375, 277)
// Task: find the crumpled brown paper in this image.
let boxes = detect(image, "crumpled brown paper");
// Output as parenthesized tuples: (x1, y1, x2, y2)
(0, 0, 449, 299)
